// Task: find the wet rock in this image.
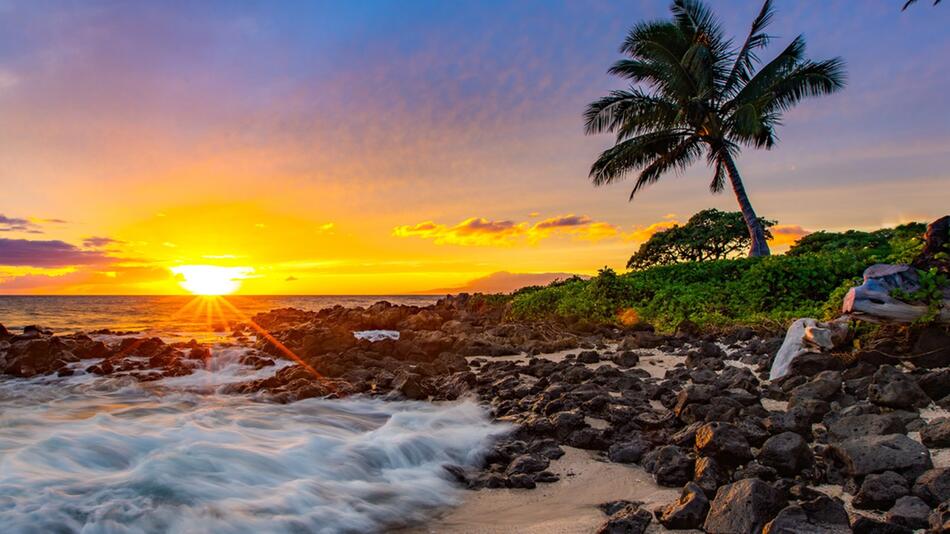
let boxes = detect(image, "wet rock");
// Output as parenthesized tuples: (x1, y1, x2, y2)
(758, 431, 813, 476)
(506, 473, 536, 489)
(694, 422, 752, 466)
(693, 456, 728, 497)
(506, 454, 549, 476)
(704, 478, 786, 534)
(550, 410, 587, 438)
(853, 471, 909, 510)
(885, 495, 930, 530)
(655, 482, 709, 530)
(826, 434, 933, 480)
(597, 503, 652, 534)
(912, 467, 950, 507)
(763, 496, 851, 534)
(599, 500, 640, 516)
(921, 417, 950, 447)
(607, 438, 650, 464)
(565, 427, 608, 450)
(1, 336, 78, 377)
(392, 370, 428, 400)
(642, 445, 694, 487)
(868, 365, 931, 409)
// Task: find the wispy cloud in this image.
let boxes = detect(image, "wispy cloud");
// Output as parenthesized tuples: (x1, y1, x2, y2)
(394, 214, 625, 246)
(0, 238, 112, 267)
(0, 215, 42, 233)
(82, 236, 122, 248)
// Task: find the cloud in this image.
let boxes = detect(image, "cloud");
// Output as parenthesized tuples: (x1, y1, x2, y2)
(393, 217, 528, 246)
(0, 238, 112, 267)
(0, 215, 42, 233)
(82, 236, 122, 248)
(769, 224, 811, 246)
(627, 220, 680, 242)
(394, 214, 624, 246)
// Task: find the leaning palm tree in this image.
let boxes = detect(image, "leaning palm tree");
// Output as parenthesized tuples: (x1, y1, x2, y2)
(585, 0, 845, 256)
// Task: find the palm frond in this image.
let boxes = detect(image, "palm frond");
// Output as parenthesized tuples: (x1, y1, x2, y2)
(723, 0, 775, 94)
(903, 0, 942, 10)
(583, 88, 679, 136)
(630, 135, 703, 199)
(724, 35, 806, 110)
(588, 130, 694, 186)
(763, 58, 847, 113)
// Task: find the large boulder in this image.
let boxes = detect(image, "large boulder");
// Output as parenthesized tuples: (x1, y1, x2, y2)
(758, 432, 813, 477)
(788, 371, 842, 404)
(0, 336, 78, 377)
(597, 503, 652, 534)
(694, 422, 752, 466)
(868, 365, 931, 409)
(825, 413, 906, 443)
(763, 496, 851, 534)
(641, 445, 694, 487)
(885, 495, 930, 530)
(853, 471, 909, 510)
(704, 479, 786, 534)
(655, 482, 709, 530)
(826, 434, 933, 480)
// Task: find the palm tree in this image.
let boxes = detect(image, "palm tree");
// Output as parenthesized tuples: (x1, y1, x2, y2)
(584, 0, 845, 257)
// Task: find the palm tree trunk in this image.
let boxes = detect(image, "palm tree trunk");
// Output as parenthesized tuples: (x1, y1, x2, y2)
(723, 154, 771, 257)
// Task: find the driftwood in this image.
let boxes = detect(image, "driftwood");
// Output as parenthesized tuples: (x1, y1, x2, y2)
(842, 263, 950, 324)
(770, 316, 851, 380)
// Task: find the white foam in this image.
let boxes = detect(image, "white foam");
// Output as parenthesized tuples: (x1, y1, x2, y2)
(353, 330, 400, 342)
(0, 351, 508, 533)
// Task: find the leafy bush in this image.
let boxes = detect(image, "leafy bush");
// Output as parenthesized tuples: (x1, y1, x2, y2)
(506, 222, 927, 331)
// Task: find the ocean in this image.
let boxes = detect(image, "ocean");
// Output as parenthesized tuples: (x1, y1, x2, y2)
(0, 295, 505, 534)
(0, 295, 440, 341)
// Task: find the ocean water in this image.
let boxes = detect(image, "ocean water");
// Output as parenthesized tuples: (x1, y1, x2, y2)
(0, 295, 439, 341)
(0, 295, 505, 534)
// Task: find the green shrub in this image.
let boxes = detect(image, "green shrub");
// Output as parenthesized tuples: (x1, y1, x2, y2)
(506, 223, 925, 331)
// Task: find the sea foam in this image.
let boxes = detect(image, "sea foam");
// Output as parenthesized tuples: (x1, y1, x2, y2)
(0, 348, 507, 534)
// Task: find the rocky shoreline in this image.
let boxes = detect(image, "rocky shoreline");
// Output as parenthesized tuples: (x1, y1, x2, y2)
(1, 295, 948, 533)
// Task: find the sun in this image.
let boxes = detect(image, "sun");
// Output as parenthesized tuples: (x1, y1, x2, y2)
(171, 265, 253, 295)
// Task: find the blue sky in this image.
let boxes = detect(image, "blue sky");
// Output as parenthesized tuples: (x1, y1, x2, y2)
(0, 0, 948, 293)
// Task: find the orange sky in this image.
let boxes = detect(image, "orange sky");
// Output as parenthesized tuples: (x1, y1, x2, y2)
(0, 1, 947, 295)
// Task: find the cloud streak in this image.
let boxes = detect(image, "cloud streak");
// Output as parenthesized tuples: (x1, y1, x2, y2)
(394, 214, 625, 246)
(0, 238, 112, 267)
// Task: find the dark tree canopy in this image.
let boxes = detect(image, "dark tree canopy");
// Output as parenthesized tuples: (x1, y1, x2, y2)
(627, 209, 774, 270)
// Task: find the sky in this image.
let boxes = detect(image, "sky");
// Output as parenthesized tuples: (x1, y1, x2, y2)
(0, 0, 948, 295)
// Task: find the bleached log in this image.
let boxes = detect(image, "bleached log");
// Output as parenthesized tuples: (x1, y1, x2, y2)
(770, 316, 851, 381)
(842, 264, 950, 324)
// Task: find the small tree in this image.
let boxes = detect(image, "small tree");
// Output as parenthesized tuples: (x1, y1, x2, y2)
(627, 209, 774, 270)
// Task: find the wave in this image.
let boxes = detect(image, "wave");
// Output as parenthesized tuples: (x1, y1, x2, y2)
(0, 348, 508, 534)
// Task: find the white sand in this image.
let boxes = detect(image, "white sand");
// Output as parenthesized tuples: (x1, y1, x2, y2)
(407, 447, 681, 534)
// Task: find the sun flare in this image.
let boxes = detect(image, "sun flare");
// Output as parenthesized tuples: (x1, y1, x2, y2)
(170, 265, 253, 295)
